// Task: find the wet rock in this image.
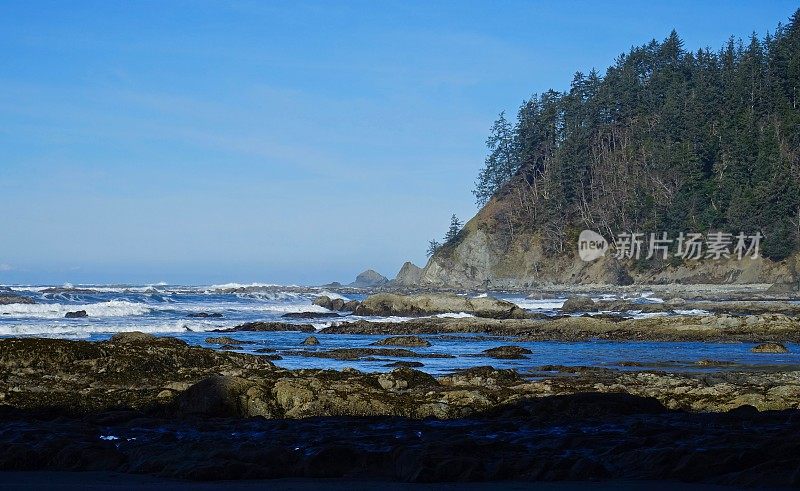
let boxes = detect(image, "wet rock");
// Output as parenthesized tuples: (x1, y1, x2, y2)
(5, 335, 800, 425)
(214, 321, 315, 333)
(109, 331, 157, 343)
(187, 312, 223, 318)
(695, 359, 737, 367)
(354, 293, 525, 319)
(313, 295, 334, 310)
(617, 361, 646, 367)
(177, 375, 272, 417)
(308, 295, 355, 312)
(377, 368, 437, 391)
(281, 312, 340, 319)
(481, 346, 532, 359)
(441, 366, 524, 387)
(205, 336, 252, 345)
(0, 336, 274, 414)
(302, 336, 320, 346)
(0, 294, 34, 305)
(384, 361, 424, 368)
(561, 296, 596, 313)
(64, 310, 88, 318)
(751, 342, 789, 353)
(372, 335, 431, 347)
(293, 348, 454, 360)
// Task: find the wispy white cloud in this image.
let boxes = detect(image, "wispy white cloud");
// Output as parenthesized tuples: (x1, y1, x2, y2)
(0, 263, 13, 271)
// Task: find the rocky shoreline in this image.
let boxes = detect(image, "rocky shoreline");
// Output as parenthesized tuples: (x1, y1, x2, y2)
(2, 332, 799, 416)
(1, 333, 800, 485)
(4, 287, 800, 486)
(319, 313, 800, 343)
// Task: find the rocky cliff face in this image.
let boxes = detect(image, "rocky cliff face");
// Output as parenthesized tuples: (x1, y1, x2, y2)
(416, 198, 799, 289)
(393, 261, 423, 286)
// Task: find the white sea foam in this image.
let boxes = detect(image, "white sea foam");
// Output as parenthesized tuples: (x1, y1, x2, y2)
(674, 309, 710, 316)
(3, 285, 50, 293)
(0, 300, 152, 318)
(317, 290, 350, 301)
(5, 284, 167, 295)
(181, 302, 330, 314)
(0, 319, 214, 338)
(507, 298, 566, 310)
(207, 282, 295, 291)
(627, 310, 670, 319)
(434, 312, 475, 318)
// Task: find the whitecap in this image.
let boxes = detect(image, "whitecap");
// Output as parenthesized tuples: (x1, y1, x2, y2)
(507, 299, 566, 310)
(0, 300, 151, 318)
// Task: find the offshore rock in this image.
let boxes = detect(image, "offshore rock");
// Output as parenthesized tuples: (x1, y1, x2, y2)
(355, 293, 525, 319)
(0, 294, 34, 305)
(372, 335, 431, 347)
(349, 269, 389, 288)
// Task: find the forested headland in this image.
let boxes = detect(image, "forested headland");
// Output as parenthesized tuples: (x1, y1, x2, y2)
(471, 9, 800, 262)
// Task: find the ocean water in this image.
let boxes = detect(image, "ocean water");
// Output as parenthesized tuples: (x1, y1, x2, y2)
(1, 283, 797, 374)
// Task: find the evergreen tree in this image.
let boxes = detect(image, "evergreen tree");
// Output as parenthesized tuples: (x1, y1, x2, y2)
(473, 112, 519, 205)
(444, 214, 463, 243)
(426, 239, 441, 258)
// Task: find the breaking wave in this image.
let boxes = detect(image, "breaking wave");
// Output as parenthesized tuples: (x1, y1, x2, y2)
(0, 300, 152, 318)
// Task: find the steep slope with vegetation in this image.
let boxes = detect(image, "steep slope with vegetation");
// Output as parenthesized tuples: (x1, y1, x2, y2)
(421, 11, 800, 288)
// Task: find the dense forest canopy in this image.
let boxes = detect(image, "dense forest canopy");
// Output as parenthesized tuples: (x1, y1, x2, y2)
(474, 10, 800, 260)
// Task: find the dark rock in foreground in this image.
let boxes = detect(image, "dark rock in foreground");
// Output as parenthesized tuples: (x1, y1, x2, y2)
(2, 335, 800, 420)
(5, 392, 800, 485)
(377, 367, 437, 391)
(64, 310, 88, 318)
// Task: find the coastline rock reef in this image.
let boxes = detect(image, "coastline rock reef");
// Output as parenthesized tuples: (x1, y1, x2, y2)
(1, 332, 800, 485)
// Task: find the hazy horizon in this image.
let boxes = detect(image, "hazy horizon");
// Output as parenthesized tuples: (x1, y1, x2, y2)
(2, 0, 798, 285)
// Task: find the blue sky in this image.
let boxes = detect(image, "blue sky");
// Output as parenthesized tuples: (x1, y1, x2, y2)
(1, 1, 797, 285)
